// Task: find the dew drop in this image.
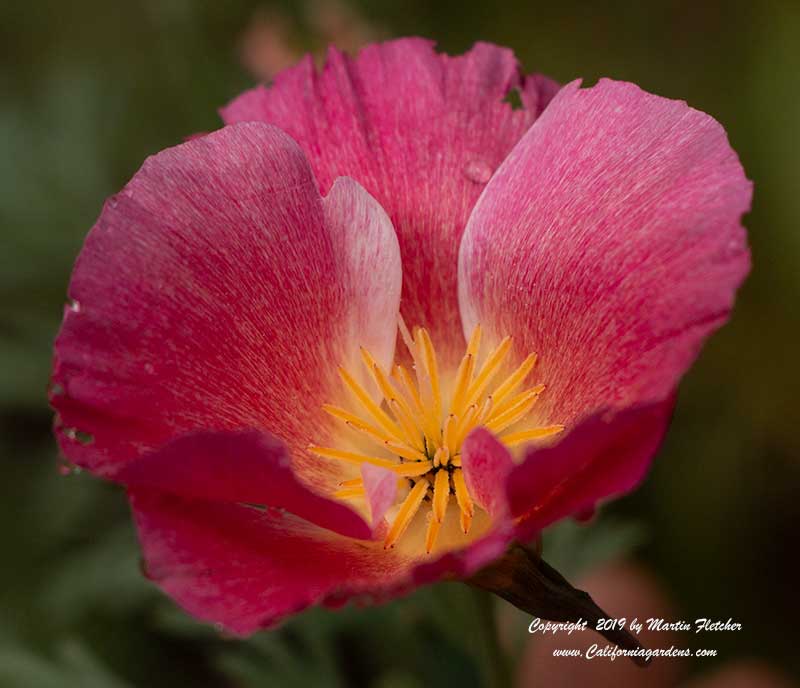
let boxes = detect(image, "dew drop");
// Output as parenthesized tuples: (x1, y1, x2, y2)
(464, 159, 493, 184)
(67, 299, 81, 313)
(723, 238, 744, 259)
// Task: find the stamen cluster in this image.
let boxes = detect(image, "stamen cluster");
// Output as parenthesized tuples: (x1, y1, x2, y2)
(309, 321, 563, 553)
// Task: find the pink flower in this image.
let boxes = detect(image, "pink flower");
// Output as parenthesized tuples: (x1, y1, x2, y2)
(50, 38, 751, 636)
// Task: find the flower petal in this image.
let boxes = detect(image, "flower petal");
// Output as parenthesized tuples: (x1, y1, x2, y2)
(459, 79, 752, 422)
(51, 123, 401, 486)
(360, 463, 397, 528)
(222, 38, 558, 366)
(118, 429, 372, 539)
(460, 427, 514, 519)
(507, 401, 674, 541)
(131, 489, 412, 635)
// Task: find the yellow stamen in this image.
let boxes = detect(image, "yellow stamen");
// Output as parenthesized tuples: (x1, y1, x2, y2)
(425, 513, 441, 554)
(333, 487, 366, 499)
(384, 480, 428, 549)
(450, 354, 476, 417)
(491, 352, 538, 406)
(308, 445, 396, 469)
(432, 469, 450, 522)
(443, 414, 458, 453)
(489, 384, 545, 420)
(464, 336, 512, 408)
(393, 363, 440, 445)
(322, 404, 395, 442)
(389, 398, 425, 451)
(417, 328, 442, 426)
(385, 440, 426, 462)
(477, 396, 494, 425)
(361, 349, 402, 405)
(338, 477, 364, 488)
(322, 403, 363, 424)
(453, 404, 479, 446)
(338, 367, 404, 441)
(452, 469, 474, 516)
(466, 323, 482, 358)
(397, 315, 416, 355)
(316, 322, 563, 554)
(392, 460, 434, 477)
(486, 391, 541, 434)
(393, 364, 424, 416)
(345, 420, 402, 450)
(459, 507, 472, 534)
(500, 425, 565, 446)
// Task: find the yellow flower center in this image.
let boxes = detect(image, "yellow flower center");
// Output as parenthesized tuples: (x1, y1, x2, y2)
(308, 320, 564, 554)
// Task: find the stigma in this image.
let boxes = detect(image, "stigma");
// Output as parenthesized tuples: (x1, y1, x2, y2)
(308, 320, 563, 554)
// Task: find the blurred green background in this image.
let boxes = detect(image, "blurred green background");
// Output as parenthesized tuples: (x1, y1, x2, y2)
(1, 1, 799, 686)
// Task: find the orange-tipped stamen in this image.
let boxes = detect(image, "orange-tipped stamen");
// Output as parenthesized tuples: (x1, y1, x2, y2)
(338, 477, 364, 488)
(333, 487, 366, 499)
(389, 398, 425, 451)
(315, 323, 563, 554)
(501, 425, 565, 446)
(432, 469, 450, 523)
(491, 353, 538, 407)
(466, 323, 482, 358)
(443, 414, 458, 453)
(485, 394, 541, 434)
(425, 513, 442, 554)
(384, 480, 428, 549)
(338, 366, 404, 440)
(464, 336, 513, 408)
(417, 328, 442, 426)
(489, 384, 545, 421)
(392, 460, 434, 477)
(450, 354, 476, 417)
(308, 445, 396, 469)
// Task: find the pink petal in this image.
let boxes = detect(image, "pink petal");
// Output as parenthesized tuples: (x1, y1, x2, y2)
(360, 463, 397, 527)
(51, 123, 401, 486)
(460, 427, 515, 518)
(118, 429, 372, 539)
(508, 402, 674, 541)
(459, 79, 752, 422)
(222, 38, 559, 367)
(131, 489, 413, 635)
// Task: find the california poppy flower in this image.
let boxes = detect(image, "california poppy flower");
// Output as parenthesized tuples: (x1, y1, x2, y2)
(50, 38, 751, 636)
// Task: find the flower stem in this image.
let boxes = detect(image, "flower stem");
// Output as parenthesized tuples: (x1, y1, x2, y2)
(471, 588, 512, 688)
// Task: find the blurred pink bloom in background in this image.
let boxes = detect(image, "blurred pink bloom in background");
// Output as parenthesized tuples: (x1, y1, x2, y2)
(240, 0, 384, 81)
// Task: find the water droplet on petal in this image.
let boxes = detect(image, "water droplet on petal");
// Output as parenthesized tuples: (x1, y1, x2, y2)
(464, 159, 493, 184)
